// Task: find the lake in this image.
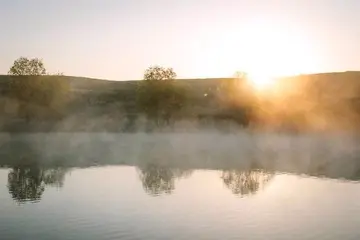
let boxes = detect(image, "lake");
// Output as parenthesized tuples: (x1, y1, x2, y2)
(1, 132, 360, 240)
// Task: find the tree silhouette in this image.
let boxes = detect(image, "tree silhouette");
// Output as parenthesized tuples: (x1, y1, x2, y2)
(143, 65, 177, 81)
(136, 66, 186, 128)
(221, 170, 273, 197)
(6, 57, 70, 121)
(137, 164, 192, 196)
(7, 167, 67, 203)
(7, 168, 45, 203)
(8, 57, 47, 76)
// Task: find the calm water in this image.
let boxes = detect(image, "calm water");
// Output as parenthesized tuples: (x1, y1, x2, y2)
(1, 132, 360, 239)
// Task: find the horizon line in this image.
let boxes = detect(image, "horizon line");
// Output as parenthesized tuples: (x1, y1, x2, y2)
(0, 70, 358, 82)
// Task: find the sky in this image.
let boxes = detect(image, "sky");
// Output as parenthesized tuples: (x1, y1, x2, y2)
(1, 0, 360, 80)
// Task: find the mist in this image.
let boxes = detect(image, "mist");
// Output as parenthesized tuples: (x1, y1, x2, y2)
(1, 124, 360, 182)
(2, 72, 360, 183)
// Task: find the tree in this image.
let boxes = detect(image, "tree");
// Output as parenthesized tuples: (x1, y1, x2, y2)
(7, 167, 68, 203)
(7, 57, 70, 121)
(137, 164, 175, 196)
(137, 164, 192, 196)
(7, 167, 45, 203)
(8, 57, 47, 76)
(136, 66, 187, 128)
(143, 65, 177, 81)
(221, 170, 273, 197)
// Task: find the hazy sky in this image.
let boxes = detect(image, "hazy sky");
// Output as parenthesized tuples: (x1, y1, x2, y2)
(1, 0, 360, 80)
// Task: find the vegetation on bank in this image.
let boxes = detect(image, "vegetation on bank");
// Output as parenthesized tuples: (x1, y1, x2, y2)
(136, 66, 187, 126)
(1, 56, 360, 132)
(4, 57, 70, 122)
(0, 57, 254, 131)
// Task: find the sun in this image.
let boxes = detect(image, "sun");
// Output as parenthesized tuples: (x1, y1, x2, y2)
(247, 72, 275, 90)
(225, 19, 316, 89)
(194, 19, 318, 87)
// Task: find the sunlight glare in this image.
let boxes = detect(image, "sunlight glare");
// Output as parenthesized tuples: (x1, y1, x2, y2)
(224, 20, 316, 90)
(193, 19, 319, 88)
(247, 72, 275, 89)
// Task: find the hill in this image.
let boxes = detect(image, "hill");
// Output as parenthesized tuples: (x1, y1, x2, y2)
(2, 71, 360, 98)
(1, 71, 360, 132)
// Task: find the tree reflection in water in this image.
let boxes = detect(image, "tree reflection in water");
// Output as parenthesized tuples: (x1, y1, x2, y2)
(7, 167, 68, 203)
(137, 164, 192, 196)
(221, 170, 274, 197)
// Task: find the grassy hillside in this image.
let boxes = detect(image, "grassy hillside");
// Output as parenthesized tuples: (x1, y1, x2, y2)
(1, 72, 360, 132)
(2, 71, 360, 99)
(1, 71, 360, 91)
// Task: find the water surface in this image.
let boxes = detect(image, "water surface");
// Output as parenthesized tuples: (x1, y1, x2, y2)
(1, 132, 360, 239)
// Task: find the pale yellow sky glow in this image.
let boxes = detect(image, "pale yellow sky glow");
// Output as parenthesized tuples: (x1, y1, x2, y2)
(1, 0, 358, 80)
(195, 18, 321, 87)
(238, 19, 320, 87)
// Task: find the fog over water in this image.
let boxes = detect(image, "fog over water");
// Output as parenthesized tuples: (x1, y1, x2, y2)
(1, 130, 359, 181)
(2, 130, 360, 239)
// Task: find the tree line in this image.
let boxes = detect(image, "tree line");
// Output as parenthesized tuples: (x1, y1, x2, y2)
(2, 57, 254, 129)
